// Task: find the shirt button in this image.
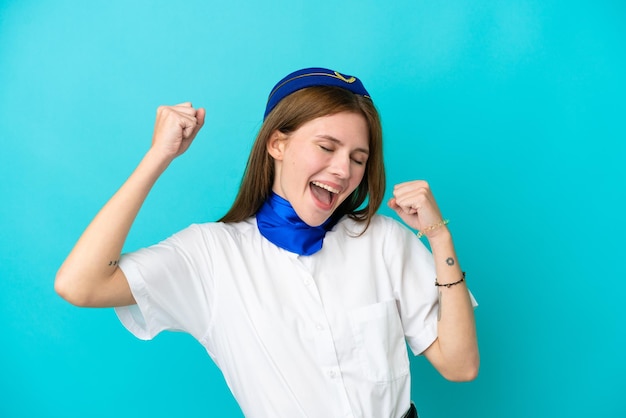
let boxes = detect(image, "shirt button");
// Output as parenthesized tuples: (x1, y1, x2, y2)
(315, 323, 324, 331)
(303, 279, 311, 286)
(329, 370, 336, 378)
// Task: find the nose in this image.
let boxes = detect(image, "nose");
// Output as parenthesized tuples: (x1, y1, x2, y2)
(329, 153, 351, 179)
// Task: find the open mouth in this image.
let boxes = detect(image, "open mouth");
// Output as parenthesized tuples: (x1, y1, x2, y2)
(310, 181, 340, 206)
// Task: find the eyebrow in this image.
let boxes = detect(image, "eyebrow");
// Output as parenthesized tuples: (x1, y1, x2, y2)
(315, 135, 369, 155)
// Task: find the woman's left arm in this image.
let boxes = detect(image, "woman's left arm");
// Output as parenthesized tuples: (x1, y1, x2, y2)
(389, 180, 479, 382)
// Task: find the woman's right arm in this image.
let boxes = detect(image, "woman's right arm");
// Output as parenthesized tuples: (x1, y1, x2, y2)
(55, 103, 205, 308)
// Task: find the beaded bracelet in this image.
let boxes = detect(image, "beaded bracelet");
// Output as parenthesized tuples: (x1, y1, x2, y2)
(416, 219, 449, 238)
(435, 271, 466, 288)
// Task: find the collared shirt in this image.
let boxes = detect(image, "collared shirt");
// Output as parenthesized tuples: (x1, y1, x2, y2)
(115, 215, 442, 418)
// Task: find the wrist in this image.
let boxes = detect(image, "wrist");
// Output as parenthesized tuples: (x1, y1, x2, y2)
(416, 219, 448, 238)
(144, 147, 175, 171)
(435, 271, 466, 288)
(425, 226, 452, 244)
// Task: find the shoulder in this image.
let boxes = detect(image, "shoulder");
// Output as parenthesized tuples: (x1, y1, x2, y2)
(335, 214, 412, 238)
(167, 218, 257, 248)
(191, 218, 256, 235)
(370, 214, 408, 232)
(327, 215, 415, 253)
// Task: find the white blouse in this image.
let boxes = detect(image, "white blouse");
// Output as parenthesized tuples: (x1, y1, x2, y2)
(115, 215, 453, 418)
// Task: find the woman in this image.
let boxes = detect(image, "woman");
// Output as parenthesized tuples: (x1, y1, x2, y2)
(56, 67, 479, 418)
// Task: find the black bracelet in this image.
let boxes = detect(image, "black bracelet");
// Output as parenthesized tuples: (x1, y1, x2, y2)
(435, 271, 466, 288)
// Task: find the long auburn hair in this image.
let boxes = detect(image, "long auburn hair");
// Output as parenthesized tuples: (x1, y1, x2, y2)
(219, 86, 385, 231)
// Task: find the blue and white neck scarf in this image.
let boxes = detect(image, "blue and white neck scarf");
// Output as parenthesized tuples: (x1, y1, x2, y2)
(256, 192, 338, 256)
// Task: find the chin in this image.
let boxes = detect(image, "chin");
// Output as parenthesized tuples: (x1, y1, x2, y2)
(302, 217, 327, 228)
(300, 210, 333, 227)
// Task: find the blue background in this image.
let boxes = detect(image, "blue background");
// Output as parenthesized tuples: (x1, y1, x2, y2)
(1, 0, 624, 417)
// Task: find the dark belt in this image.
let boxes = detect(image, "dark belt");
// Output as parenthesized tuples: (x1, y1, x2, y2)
(401, 403, 418, 418)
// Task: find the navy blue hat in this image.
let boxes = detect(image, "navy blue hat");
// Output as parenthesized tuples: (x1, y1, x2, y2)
(264, 67, 371, 119)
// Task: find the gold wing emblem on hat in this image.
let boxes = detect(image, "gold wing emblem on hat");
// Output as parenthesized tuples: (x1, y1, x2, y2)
(334, 72, 356, 83)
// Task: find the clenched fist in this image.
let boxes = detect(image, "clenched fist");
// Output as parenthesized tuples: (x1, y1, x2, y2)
(151, 102, 206, 160)
(387, 180, 448, 239)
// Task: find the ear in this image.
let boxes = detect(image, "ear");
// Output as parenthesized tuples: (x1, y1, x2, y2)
(267, 130, 288, 161)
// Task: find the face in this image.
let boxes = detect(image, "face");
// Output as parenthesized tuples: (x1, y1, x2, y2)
(267, 111, 369, 227)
